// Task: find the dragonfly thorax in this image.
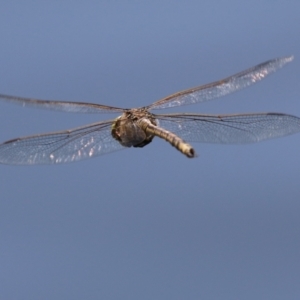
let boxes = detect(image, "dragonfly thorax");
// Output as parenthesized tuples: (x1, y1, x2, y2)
(111, 109, 157, 148)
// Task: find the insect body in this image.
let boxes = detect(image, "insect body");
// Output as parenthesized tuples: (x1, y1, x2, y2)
(0, 56, 298, 164)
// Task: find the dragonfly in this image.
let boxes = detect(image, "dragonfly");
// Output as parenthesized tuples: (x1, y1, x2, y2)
(0, 56, 298, 165)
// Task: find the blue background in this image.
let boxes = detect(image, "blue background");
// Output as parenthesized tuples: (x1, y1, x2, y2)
(0, 1, 299, 299)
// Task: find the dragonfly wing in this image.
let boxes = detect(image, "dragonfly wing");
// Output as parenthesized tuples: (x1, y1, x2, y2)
(0, 120, 125, 165)
(0, 94, 124, 114)
(156, 113, 300, 144)
(149, 56, 293, 110)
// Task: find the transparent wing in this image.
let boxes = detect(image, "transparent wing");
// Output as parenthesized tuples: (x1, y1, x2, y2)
(156, 112, 300, 144)
(0, 120, 126, 165)
(148, 56, 293, 110)
(0, 94, 124, 114)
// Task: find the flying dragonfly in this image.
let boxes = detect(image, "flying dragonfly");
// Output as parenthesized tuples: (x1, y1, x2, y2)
(0, 56, 298, 165)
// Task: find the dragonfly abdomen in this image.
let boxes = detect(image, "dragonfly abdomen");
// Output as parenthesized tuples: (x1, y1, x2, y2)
(139, 119, 195, 158)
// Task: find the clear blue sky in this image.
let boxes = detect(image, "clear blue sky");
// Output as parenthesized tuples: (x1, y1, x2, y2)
(0, 1, 299, 299)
